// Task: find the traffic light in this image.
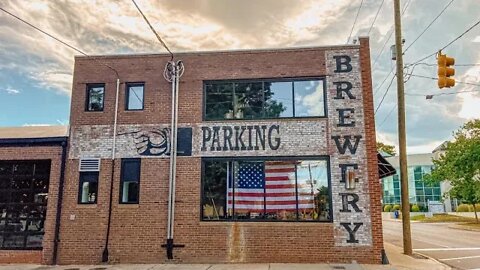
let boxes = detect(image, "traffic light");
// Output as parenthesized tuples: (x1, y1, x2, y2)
(437, 51, 455, 89)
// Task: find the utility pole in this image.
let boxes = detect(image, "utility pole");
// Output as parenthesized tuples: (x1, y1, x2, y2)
(393, 0, 412, 255)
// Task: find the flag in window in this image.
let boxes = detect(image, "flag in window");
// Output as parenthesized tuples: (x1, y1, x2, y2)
(227, 161, 314, 213)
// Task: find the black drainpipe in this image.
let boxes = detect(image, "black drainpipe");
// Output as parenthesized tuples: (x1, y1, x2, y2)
(102, 159, 116, 262)
(53, 140, 68, 265)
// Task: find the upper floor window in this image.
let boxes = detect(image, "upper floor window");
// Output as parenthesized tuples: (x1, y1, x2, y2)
(86, 84, 105, 112)
(204, 79, 326, 120)
(126, 83, 144, 110)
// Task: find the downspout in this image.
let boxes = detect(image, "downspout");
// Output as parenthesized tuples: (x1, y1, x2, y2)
(164, 60, 184, 259)
(52, 139, 68, 265)
(102, 78, 120, 262)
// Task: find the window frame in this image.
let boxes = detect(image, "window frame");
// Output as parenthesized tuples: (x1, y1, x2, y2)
(200, 155, 332, 223)
(0, 160, 51, 250)
(77, 172, 99, 204)
(203, 77, 327, 121)
(125, 82, 145, 111)
(85, 83, 105, 112)
(119, 158, 141, 204)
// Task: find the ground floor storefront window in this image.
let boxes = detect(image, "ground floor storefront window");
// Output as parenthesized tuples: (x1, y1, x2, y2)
(201, 157, 331, 222)
(0, 160, 50, 249)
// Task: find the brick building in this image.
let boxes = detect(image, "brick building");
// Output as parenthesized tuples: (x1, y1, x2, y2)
(0, 37, 395, 265)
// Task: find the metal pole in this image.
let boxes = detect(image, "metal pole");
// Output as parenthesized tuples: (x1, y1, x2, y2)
(102, 78, 121, 262)
(167, 62, 176, 240)
(393, 0, 412, 255)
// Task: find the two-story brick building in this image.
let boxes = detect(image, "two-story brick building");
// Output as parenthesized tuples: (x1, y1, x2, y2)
(0, 37, 395, 265)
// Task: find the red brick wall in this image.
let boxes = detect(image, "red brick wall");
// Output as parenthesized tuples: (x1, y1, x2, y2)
(359, 37, 383, 263)
(0, 145, 63, 264)
(60, 41, 382, 264)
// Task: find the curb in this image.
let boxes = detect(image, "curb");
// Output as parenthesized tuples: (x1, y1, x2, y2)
(413, 252, 452, 270)
(448, 224, 480, 232)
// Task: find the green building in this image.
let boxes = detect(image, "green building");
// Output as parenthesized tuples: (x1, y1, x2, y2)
(382, 153, 442, 210)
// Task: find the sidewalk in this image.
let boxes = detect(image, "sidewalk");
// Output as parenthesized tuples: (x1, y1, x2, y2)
(0, 242, 449, 270)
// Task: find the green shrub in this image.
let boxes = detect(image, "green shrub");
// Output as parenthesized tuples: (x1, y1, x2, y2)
(411, 204, 420, 212)
(392, 204, 401, 211)
(384, 205, 392, 212)
(457, 204, 470, 212)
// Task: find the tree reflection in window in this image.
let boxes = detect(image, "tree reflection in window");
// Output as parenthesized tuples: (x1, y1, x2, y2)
(0, 160, 50, 250)
(86, 84, 105, 111)
(204, 79, 324, 120)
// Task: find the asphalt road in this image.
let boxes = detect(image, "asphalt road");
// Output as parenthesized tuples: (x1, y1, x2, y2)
(383, 219, 480, 270)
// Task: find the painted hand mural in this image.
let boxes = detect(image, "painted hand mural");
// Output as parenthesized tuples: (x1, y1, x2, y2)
(120, 128, 171, 156)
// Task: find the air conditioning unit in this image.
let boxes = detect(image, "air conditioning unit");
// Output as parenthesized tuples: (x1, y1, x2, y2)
(79, 158, 101, 172)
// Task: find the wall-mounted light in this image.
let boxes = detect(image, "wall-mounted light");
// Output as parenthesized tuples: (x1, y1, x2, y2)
(345, 169, 356, 190)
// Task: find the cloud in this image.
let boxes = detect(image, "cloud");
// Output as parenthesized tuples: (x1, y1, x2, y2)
(22, 123, 53, 127)
(0, 87, 20, 95)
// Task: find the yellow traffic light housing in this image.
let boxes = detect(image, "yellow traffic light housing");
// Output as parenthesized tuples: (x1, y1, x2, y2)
(437, 51, 455, 89)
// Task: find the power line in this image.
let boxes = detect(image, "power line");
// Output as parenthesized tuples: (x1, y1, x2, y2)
(131, 0, 173, 60)
(378, 104, 397, 128)
(408, 19, 480, 67)
(346, 0, 364, 44)
(375, 74, 397, 115)
(407, 63, 480, 67)
(0, 7, 119, 78)
(405, 89, 480, 97)
(403, 0, 455, 54)
(368, 0, 386, 36)
(409, 74, 480, 87)
(373, 67, 395, 97)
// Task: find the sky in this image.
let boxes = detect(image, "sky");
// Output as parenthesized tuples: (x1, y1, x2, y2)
(0, 0, 479, 154)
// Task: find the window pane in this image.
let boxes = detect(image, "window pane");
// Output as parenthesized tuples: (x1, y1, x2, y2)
(201, 158, 331, 222)
(0, 176, 10, 189)
(121, 181, 139, 203)
(0, 161, 49, 250)
(3, 234, 24, 248)
(122, 160, 140, 182)
(232, 161, 265, 220)
(264, 161, 297, 221)
(127, 84, 144, 110)
(120, 159, 140, 203)
(88, 85, 104, 111)
(297, 160, 330, 221)
(294, 80, 325, 117)
(264, 82, 293, 118)
(205, 83, 234, 120)
(202, 161, 230, 220)
(26, 235, 43, 248)
(79, 173, 98, 204)
(234, 82, 263, 119)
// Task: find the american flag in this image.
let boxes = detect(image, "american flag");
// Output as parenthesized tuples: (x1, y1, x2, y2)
(227, 161, 314, 212)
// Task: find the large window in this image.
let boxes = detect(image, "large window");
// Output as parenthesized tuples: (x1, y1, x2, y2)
(0, 160, 50, 250)
(201, 158, 331, 222)
(204, 79, 326, 120)
(78, 172, 98, 204)
(86, 84, 105, 111)
(120, 159, 141, 204)
(126, 83, 144, 110)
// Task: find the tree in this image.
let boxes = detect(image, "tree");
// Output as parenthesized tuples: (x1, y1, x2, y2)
(425, 119, 480, 223)
(377, 142, 396, 156)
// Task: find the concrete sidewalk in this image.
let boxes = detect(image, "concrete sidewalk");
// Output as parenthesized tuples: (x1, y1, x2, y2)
(0, 242, 450, 270)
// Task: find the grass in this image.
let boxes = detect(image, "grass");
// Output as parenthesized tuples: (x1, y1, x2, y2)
(411, 213, 479, 223)
(456, 222, 480, 230)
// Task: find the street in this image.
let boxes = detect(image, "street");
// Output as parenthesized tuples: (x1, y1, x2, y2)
(383, 219, 480, 270)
